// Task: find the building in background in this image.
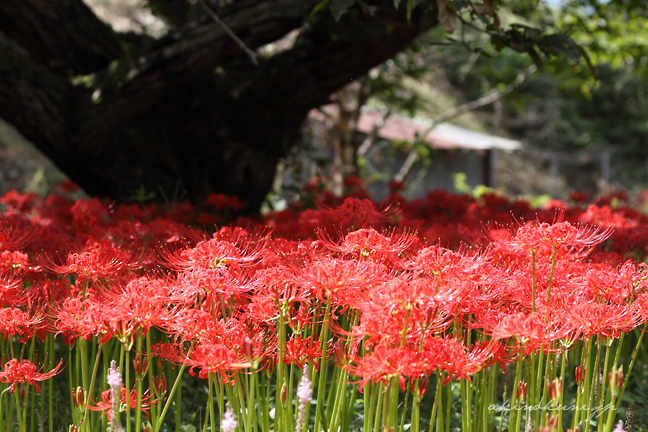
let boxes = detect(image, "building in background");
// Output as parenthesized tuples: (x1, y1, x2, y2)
(296, 107, 522, 200)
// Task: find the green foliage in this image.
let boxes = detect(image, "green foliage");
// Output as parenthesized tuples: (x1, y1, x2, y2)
(310, 0, 598, 73)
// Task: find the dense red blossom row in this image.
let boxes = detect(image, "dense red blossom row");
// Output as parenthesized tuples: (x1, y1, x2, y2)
(0, 187, 647, 393)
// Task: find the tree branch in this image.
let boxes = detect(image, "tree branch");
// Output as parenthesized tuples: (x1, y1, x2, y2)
(86, 0, 321, 134)
(0, 42, 70, 154)
(196, 0, 260, 66)
(0, 0, 123, 75)
(395, 64, 537, 182)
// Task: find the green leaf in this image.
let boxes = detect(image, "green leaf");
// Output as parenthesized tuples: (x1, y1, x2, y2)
(394, 0, 402, 8)
(357, 0, 376, 16)
(526, 47, 543, 67)
(576, 44, 598, 79)
(330, 0, 356, 21)
(310, 0, 331, 18)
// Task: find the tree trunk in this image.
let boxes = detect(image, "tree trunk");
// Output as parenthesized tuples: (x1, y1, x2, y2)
(0, 0, 437, 211)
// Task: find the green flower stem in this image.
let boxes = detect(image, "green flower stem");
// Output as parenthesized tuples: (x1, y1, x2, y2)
(398, 382, 409, 432)
(604, 321, 647, 432)
(385, 376, 399, 431)
(201, 374, 211, 432)
(48, 335, 54, 432)
(145, 331, 159, 430)
(411, 380, 420, 432)
(81, 341, 103, 429)
(372, 381, 384, 432)
(13, 384, 24, 432)
(286, 364, 294, 431)
(557, 347, 567, 432)
(5, 386, 14, 432)
(444, 375, 451, 432)
(364, 381, 374, 432)
(508, 356, 523, 432)
(533, 346, 544, 429)
(68, 346, 77, 428)
(313, 300, 331, 432)
(262, 371, 270, 432)
(0, 387, 7, 432)
(155, 342, 194, 432)
(460, 378, 469, 432)
(343, 383, 357, 432)
(597, 339, 612, 432)
(431, 372, 442, 432)
(327, 369, 343, 432)
(584, 337, 597, 432)
(585, 338, 602, 429)
(135, 332, 144, 432)
(237, 377, 250, 432)
(215, 375, 224, 425)
(174, 364, 182, 432)
(125, 345, 131, 432)
(274, 309, 287, 432)
(27, 328, 37, 432)
(248, 366, 257, 432)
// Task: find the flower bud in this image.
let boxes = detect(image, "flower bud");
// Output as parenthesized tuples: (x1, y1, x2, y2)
(517, 381, 527, 399)
(243, 336, 254, 361)
(281, 383, 288, 407)
(74, 386, 85, 407)
(415, 377, 429, 399)
(575, 366, 585, 383)
(134, 354, 148, 376)
(546, 377, 562, 403)
(609, 367, 623, 397)
(153, 374, 167, 395)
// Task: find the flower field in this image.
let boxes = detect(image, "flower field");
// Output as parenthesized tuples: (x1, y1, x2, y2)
(0, 187, 647, 432)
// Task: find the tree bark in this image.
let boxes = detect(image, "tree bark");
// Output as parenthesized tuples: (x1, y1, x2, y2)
(0, 0, 437, 211)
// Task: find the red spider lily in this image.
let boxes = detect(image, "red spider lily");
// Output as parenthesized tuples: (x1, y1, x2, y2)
(345, 343, 427, 392)
(43, 239, 138, 281)
(0, 307, 46, 343)
(87, 385, 154, 420)
(298, 258, 389, 307)
(318, 228, 414, 266)
(0, 225, 30, 251)
(0, 358, 63, 392)
(347, 337, 495, 391)
(631, 292, 648, 322)
(0, 251, 31, 275)
(318, 197, 400, 230)
(0, 191, 38, 213)
(352, 275, 456, 347)
(251, 266, 311, 311)
(581, 264, 637, 303)
(284, 336, 323, 370)
(185, 341, 251, 383)
(172, 267, 250, 306)
(0, 275, 26, 307)
(567, 301, 642, 339)
(162, 227, 267, 271)
(489, 219, 613, 259)
(151, 342, 189, 368)
(490, 312, 572, 356)
(55, 296, 107, 345)
(101, 276, 176, 338)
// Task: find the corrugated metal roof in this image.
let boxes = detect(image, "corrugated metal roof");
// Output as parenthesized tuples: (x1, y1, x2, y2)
(357, 110, 522, 152)
(310, 106, 522, 152)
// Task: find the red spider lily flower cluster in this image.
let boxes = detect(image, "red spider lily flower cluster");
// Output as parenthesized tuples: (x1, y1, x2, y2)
(0, 186, 648, 429)
(0, 358, 63, 392)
